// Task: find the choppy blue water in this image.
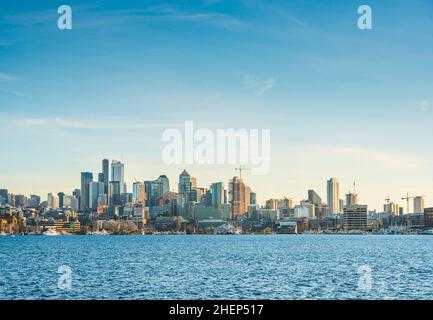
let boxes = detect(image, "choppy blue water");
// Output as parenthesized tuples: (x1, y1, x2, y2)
(1, 235, 433, 300)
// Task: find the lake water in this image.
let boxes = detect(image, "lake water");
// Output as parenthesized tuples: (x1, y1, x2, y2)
(1, 235, 432, 300)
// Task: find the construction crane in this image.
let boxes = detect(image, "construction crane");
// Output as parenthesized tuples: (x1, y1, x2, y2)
(235, 165, 250, 180)
(401, 193, 415, 215)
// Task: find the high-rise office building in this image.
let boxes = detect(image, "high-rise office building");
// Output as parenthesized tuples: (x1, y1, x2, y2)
(64, 195, 79, 210)
(228, 176, 251, 217)
(178, 170, 197, 203)
(111, 160, 125, 194)
(109, 181, 121, 206)
(327, 177, 340, 215)
(210, 182, 225, 208)
(132, 181, 146, 204)
(0, 189, 8, 204)
(414, 196, 425, 214)
(157, 175, 170, 195)
(28, 195, 41, 208)
(80, 172, 93, 211)
(73, 189, 81, 209)
(89, 181, 104, 210)
(144, 180, 163, 207)
(102, 159, 109, 195)
(57, 192, 65, 208)
(343, 204, 368, 231)
(308, 190, 322, 206)
(47, 193, 59, 210)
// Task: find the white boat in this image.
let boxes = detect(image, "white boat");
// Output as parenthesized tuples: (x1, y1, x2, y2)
(0, 231, 8, 236)
(87, 229, 109, 235)
(42, 227, 59, 236)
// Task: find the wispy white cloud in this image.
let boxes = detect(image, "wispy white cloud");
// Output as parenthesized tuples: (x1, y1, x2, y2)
(316, 146, 426, 169)
(419, 100, 430, 112)
(244, 74, 276, 95)
(1, 116, 179, 131)
(0, 72, 18, 81)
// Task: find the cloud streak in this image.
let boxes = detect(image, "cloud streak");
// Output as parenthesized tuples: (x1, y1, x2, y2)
(244, 74, 276, 95)
(316, 146, 426, 170)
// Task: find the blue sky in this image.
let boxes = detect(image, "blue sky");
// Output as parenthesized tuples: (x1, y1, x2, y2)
(1, 0, 433, 211)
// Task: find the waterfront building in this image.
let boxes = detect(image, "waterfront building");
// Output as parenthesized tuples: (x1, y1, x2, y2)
(192, 205, 226, 221)
(327, 177, 340, 215)
(342, 204, 368, 231)
(424, 208, 433, 228)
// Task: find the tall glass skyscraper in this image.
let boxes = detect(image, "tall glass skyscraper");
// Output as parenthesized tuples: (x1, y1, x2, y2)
(111, 160, 125, 194)
(210, 182, 224, 208)
(80, 172, 93, 211)
(327, 177, 340, 215)
(102, 159, 109, 195)
(178, 170, 197, 202)
(157, 175, 170, 195)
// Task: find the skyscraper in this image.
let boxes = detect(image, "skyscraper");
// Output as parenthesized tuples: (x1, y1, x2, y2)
(57, 192, 65, 208)
(102, 159, 109, 195)
(111, 160, 125, 194)
(178, 170, 197, 202)
(144, 180, 163, 207)
(132, 181, 146, 204)
(327, 177, 340, 215)
(89, 181, 104, 210)
(210, 182, 225, 208)
(47, 192, 59, 210)
(308, 190, 322, 206)
(80, 172, 93, 211)
(109, 181, 121, 206)
(157, 175, 170, 195)
(228, 176, 250, 217)
(0, 189, 8, 204)
(73, 189, 81, 209)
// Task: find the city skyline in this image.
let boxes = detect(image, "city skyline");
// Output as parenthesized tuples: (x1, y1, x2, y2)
(0, 157, 429, 213)
(1, 0, 433, 210)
